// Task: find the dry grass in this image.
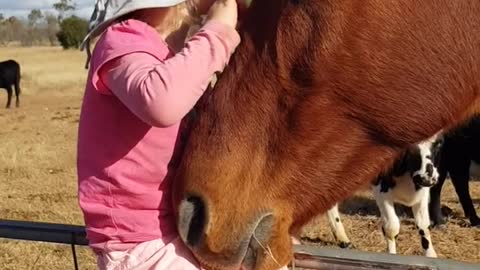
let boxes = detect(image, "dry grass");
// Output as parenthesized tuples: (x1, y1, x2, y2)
(0, 46, 478, 269)
(2, 46, 87, 96)
(300, 185, 480, 263)
(0, 47, 96, 270)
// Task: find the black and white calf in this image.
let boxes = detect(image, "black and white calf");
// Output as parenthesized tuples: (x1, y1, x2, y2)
(326, 134, 444, 257)
(430, 116, 480, 227)
(326, 202, 352, 248)
(0, 59, 21, 109)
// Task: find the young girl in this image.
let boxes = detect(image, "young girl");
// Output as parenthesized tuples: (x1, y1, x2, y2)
(77, 0, 243, 269)
(78, 0, 290, 269)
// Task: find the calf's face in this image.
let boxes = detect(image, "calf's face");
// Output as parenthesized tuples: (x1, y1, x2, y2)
(407, 135, 444, 187)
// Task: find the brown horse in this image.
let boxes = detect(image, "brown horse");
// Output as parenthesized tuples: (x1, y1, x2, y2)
(172, 1, 480, 269)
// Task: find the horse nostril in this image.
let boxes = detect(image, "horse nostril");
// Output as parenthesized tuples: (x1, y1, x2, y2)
(178, 195, 206, 247)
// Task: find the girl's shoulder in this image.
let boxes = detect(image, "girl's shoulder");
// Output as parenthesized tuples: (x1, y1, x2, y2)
(88, 19, 170, 95)
(99, 19, 167, 49)
(90, 18, 171, 68)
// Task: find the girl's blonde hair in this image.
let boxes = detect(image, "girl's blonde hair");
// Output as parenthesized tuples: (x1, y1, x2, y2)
(84, 1, 202, 68)
(116, 1, 202, 33)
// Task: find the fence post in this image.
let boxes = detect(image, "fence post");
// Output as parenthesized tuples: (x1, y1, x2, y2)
(71, 233, 80, 270)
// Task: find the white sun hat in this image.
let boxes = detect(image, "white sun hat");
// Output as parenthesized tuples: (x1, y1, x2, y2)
(81, 0, 187, 68)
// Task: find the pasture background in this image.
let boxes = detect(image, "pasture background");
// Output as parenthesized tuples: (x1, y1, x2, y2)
(0, 47, 478, 269)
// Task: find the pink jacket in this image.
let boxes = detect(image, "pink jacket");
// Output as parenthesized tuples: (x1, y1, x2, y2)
(77, 19, 240, 251)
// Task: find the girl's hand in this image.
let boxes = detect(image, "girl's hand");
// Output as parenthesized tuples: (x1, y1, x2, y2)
(205, 0, 238, 29)
(191, 0, 216, 15)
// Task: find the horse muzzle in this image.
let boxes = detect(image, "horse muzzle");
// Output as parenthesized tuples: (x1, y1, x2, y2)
(177, 195, 276, 270)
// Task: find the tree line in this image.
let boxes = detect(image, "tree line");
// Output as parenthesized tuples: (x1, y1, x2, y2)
(0, 0, 88, 49)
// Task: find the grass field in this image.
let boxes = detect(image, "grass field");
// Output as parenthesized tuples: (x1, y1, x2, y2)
(0, 47, 478, 270)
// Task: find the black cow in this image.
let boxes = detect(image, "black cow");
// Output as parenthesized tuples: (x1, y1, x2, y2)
(0, 60, 21, 108)
(430, 115, 480, 227)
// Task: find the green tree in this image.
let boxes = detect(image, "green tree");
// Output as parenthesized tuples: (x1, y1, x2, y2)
(56, 15, 88, 49)
(53, 0, 76, 22)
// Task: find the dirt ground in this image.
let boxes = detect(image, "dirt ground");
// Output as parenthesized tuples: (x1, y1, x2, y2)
(0, 47, 478, 270)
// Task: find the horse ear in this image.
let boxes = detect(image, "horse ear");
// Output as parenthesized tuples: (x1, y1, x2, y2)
(237, 0, 253, 19)
(239, 0, 253, 9)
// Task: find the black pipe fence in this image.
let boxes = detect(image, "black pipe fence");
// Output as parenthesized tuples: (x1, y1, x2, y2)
(0, 219, 479, 270)
(0, 219, 87, 270)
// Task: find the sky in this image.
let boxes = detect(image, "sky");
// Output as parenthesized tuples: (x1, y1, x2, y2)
(0, 0, 93, 19)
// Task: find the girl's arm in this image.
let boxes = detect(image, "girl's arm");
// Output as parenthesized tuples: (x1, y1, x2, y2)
(99, 21, 240, 127)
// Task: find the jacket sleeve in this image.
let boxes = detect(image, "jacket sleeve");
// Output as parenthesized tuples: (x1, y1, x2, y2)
(99, 21, 241, 127)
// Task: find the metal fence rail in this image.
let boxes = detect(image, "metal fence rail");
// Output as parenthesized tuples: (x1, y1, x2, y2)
(0, 219, 88, 270)
(291, 245, 480, 270)
(0, 219, 479, 270)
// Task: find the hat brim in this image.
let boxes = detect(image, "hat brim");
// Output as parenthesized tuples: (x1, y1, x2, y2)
(81, 0, 185, 50)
